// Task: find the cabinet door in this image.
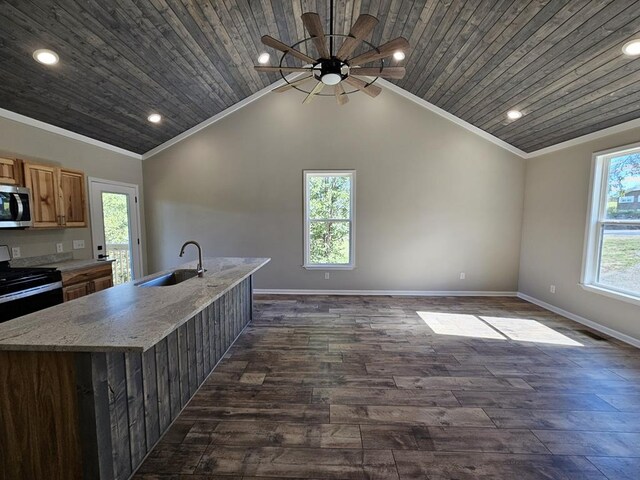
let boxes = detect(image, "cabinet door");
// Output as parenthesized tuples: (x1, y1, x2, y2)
(63, 283, 89, 302)
(58, 168, 86, 227)
(92, 275, 113, 292)
(23, 163, 61, 228)
(0, 158, 23, 185)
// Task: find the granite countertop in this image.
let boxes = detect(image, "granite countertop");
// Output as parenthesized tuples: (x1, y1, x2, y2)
(39, 258, 116, 272)
(0, 257, 269, 353)
(10, 252, 114, 272)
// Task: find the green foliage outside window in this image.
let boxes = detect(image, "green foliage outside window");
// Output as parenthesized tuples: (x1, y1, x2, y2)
(102, 193, 130, 244)
(307, 175, 352, 265)
(102, 192, 132, 284)
(606, 153, 640, 220)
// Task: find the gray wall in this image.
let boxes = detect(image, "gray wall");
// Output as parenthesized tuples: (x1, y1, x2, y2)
(143, 88, 525, 291)
(519, 127, 640, 341)
(0, 117, 147, 272)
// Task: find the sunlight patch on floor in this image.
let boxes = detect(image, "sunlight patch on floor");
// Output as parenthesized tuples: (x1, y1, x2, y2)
(480, 316, 583, 346)
(417, 312, 506, 340)
(418, 312, 583, 346)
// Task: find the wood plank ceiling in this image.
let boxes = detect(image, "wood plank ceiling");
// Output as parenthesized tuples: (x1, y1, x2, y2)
(0, 1, 639, 155)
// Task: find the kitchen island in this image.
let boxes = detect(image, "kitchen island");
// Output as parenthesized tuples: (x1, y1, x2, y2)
(0, 257, 269, 480)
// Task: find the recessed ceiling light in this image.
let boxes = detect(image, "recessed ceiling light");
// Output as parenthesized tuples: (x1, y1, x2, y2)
(257, 52, 271, 64)
(507, 110, 523, 120)
(33, 49, 59, 65)
(393, 51, 406, 61)
(147, 113, 162, 123)
(622, 39, 640, 57)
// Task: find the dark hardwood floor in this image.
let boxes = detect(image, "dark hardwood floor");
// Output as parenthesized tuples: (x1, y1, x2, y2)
(134, 295, 640, 479)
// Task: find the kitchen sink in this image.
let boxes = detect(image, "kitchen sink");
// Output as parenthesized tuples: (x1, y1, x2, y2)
(136, 269, 203, 287)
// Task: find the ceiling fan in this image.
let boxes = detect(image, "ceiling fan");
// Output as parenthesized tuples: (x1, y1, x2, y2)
(253, 1, 409, 105)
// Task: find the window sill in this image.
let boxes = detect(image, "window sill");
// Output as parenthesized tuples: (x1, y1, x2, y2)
(579, 283, 640, 308)
(303, 264, 355, 271)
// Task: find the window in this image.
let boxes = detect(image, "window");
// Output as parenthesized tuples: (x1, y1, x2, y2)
(582, 144, 640, 303)
(303, 170, 355, 269)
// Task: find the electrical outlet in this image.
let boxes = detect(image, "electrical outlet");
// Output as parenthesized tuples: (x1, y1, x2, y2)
(56, 243, 64, 253)
(325, 272, 330, 280)
(11, 247, 20, 258)
(73, 240, 85, 250)
(460, 272, 466, 280)
(550, 285, 556, 294)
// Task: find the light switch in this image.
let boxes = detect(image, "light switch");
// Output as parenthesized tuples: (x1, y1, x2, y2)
(73, 240, 85, 250)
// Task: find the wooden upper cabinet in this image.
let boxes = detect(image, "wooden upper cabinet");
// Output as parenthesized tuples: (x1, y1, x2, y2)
(23, 162, 61, 228)
(0, 157, 23, 186)
(23, 162, 87, 228)
(58, 168, 86, 227)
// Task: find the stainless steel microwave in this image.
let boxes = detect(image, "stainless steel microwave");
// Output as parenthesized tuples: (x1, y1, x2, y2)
(0, 185, 33, 228)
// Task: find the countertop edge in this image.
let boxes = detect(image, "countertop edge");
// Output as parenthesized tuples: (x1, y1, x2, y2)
(0, 257, 270, 353)
(137, 257, 269, 352)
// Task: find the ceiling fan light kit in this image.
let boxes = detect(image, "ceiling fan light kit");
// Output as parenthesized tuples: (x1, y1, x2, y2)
(254, 1, 408, 105)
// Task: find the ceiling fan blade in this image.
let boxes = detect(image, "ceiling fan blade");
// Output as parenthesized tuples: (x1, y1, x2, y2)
(254, 66, 313, 73)
(261, 35, 316, 64)
(273, 75, 315, 93)
(302, 81, 325, 104)
(334, 83, 349, 105)
(348, 37, 409, 66)
(344, 76, 382, 98)
(350, 66, 406, 79)
(302, 13, 330, 59)
(336, 14, 379, 60)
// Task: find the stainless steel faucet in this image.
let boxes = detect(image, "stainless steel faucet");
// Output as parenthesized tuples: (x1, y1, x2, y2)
(179, 241, 204, 277)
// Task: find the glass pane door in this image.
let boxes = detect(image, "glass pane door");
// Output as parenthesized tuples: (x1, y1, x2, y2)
(101, 192, 133, 284)
(89, 179, 142, 285)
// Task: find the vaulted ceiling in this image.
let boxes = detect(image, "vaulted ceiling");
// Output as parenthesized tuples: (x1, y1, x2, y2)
(1, 1, 639, 155)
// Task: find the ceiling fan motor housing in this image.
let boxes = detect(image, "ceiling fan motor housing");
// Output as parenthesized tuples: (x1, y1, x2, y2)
(317, 58, 347, 85)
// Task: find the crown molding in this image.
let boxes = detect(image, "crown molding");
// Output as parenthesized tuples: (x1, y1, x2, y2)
(3, 78, 639, 163)
(524, 117, 640, 158)
(0, 107, 142, 160)
(142, 77, 531, 161)
(376, 79, 529, 159)
(142, 75, 298, 160)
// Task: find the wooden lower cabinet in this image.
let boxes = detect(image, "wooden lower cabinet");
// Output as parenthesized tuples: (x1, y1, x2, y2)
(63, 283, 90, 302)
(92, 275, 113, 292)
(62, 263, 113, 302)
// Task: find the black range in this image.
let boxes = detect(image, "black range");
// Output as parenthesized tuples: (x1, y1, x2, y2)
(0, 245, 63, 323)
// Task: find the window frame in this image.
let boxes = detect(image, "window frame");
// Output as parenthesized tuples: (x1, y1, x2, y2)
(581, 142, 640, 306)
(303, 170, 356, 270)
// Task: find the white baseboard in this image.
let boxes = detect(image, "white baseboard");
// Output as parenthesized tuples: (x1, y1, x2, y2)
(517, 292, 640, 349)
(254, 289, 517, 297)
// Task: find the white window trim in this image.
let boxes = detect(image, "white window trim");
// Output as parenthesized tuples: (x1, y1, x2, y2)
(303, 170, 356, 270)
(581, 141, 640, 306)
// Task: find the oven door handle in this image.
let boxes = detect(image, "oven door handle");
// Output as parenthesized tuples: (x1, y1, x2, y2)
(0, 281, 63, 304)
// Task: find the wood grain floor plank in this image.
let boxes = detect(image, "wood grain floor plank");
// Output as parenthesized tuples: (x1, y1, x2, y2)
(587, 456, 640, 480)
(533, 430, 640, 456)
(394, 451, 606, 480)
(331, 405, 495, 427)
(135, 295, 639, 479)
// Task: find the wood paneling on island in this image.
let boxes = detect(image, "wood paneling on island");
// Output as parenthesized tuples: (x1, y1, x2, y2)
(0, 277, 252, 480)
